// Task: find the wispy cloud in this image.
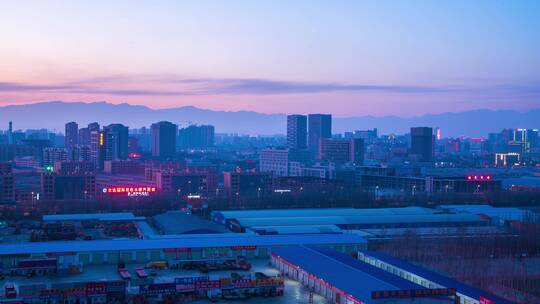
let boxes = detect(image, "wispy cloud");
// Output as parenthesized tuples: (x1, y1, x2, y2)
(167, 78, 457, 94)
(0, 81, 189, 96)
(1, 77, 538, 97)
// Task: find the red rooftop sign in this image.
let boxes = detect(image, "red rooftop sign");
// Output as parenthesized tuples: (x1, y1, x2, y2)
(102, 186, 156, 197)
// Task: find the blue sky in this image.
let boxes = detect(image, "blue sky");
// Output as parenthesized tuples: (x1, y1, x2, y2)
(0, 0, 538, 116)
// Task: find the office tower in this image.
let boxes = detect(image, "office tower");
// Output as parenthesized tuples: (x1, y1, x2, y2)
(65, 122, 78, 150)
(308, 114, 332, 154)
(259, 148, 290, 177)
(102, 124, 129, 161)
(410, 127, 434, 162)
(319, 138, 364, 164)
(151, 121, 178, 159)
(177, 125, 215, 148)
(287, 115, 307, 150)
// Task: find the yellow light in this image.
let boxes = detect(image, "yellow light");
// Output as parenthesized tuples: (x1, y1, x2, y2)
(99, 133, 104, 146)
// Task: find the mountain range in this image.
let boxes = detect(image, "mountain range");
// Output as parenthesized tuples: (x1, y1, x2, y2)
(0, 101, 538, 137)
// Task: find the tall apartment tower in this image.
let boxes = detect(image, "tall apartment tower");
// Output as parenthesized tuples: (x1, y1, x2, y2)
(102, 124, 129, 161)
(308, 114, 332, 155)
(151, 121, 178, 160)
(7, 121, 13, 145)
(88, 122, 100, 132)
(65, 122, 78, 150)
(287, 115, 307, 150)
(410, 127, 434, 162)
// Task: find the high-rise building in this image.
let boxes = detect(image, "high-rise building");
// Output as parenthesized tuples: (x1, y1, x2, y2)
(64, 122, 78, 150)
(128, 136, 139, 154)
(0, 162, 14, 203)
(287, 115, 307, 150)
(259, 148, 290, 177)
(41, 173, 96, 201)
(509, 128, 539, 154)
(89, 130, 102, 168)
(354, 128, 378, 144)
(151, 121, 178, 159)
(69, 145, 91, 162)
(88, 122, 100, 132)
(410, 127, 434, 162)
(102, 124, 129, 161)
(54, 161, 95, 175)
(43, 147, 68, 167)
(308, 114, 332, 154)
(319, 138, 364, 164)
(7, 122, 13, 145)
(178, 125, 215, 148)
(78, 127, 90, 147)
(223, 171, 272, 207)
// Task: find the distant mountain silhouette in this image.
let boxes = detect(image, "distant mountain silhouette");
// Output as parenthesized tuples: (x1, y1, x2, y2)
(0, 101, 538, 137)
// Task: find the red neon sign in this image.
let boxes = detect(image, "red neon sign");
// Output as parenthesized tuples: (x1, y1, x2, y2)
(102, 187, 156, 193)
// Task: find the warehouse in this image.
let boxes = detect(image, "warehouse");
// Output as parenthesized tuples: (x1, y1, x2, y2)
(271, 246, 457, 304)
(43, 212, 145, 222)
(212, 207, 488, 232)
(0, 234, 366, 268)
(152, 211, 228, 234)
(438, 204, 534, 224)
(357, 250, 516, 304)
(212, 207, 434, 224)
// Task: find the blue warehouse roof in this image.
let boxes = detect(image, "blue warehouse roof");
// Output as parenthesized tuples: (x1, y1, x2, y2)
(212, 207, 434, 222)
(234, 213, 485, 228)
(43, 212, 144, 222)
(359, 250, 516, 304)
(0, 234, 366, 256)
(272, 246, 430, 304)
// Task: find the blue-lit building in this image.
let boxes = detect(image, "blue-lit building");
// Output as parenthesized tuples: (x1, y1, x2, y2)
(357, 251, 516, 304)
(271, 246, 458, 304)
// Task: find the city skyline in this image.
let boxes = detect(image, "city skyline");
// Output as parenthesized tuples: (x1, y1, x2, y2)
(1, 1, 539, 116)
(0, 2, 538, 304)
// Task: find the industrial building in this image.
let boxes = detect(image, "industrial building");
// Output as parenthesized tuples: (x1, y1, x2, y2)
(152, 211, 228, 234)
(271, 246, 458, 304)
(357, 250, 516, 304)
(0, 233, 366, 266)
(212, 207, 489, 232)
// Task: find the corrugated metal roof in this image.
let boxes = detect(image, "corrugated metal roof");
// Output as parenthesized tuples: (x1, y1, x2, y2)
(43, 212, 142, 222)
(247, 225, 342, 235)
(438, 205, 532, 221)
(359, 226, 508, 237)
(272, 246, 426, 303)
(213, 207, 434, 220)
(0, 234, 366, 256)
(152, 211, 228, 234)
(236, 213, 485, 227)
(359, 250, 516, 304)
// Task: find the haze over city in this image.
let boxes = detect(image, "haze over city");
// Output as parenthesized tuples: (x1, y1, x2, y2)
(0, 1, 539, 304)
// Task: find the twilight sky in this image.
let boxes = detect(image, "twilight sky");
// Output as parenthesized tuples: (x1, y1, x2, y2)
(0, 0, 539, 117)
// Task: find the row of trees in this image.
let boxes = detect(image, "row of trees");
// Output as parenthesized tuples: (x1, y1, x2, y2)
(372, 216, 540, 303)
